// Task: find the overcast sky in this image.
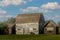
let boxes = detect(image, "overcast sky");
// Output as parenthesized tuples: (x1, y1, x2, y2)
(0, 0, 60, 23)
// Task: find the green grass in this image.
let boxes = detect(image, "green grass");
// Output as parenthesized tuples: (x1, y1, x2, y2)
(0, 34, 60, 40)
(0, 27, 60, 40)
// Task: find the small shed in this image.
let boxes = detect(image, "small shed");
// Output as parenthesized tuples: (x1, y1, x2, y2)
(7, 24, 16, 34)
(44, 20, 59, 34)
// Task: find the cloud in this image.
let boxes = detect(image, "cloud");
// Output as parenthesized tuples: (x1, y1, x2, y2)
(20, 7, 40, 13)
(0, 0, 32, 6)
(41, 2, 60, 9)
(40, 8, 52, 13)
(0, 15, 13, 18)
(0, 10, 13, 18)
(5, 15, 13, 18)
(20, 2, 60, 13)
(55, 15, 60, 18)
(20, 6, 52, 13)
(0, 10, 6, 14)
(28, 0, 32, 2)
(48, 15, 60, 19)
(0, 16, 4, 18)
(41, 2, 60, 13)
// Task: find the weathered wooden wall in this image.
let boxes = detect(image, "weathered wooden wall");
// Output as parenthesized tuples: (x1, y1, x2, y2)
(16, 23, 39, 34)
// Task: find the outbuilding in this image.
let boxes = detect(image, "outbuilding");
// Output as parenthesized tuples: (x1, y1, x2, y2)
(44, 20, 59, 34)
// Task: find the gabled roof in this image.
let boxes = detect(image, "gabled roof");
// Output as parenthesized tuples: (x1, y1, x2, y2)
(44, 20, 58, 27)
(7, 24, 15, 28)
(16, 13, 43, 24)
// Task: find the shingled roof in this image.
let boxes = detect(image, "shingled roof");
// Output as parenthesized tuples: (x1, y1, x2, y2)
(16, 13, 43, 24)
(44, 20, 58, 27)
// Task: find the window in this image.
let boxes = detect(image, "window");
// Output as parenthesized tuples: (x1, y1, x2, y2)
(18, 29, 21, 30)
(46, 27, 54, 33)
(33, 28, 36, 30)
(48, 30, 53, 33)
(47, 27, 54, 31)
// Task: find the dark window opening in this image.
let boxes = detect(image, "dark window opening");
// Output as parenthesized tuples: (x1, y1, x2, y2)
(33, 28, 36, 30)
(18, 29, 21, 30)
(48, 31, 53, 33)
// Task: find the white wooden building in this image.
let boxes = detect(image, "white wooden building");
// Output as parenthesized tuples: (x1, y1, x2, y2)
(16, 13, 45, 34)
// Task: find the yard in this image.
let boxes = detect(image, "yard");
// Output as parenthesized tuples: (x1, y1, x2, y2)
(0, 27, 60, 40)
(0, 29, 60, 40)
(0, 28, 60, 40)
(0, 34, 60, 40)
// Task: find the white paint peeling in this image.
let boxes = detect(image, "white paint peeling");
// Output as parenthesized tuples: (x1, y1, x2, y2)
(16, 23, 39, 34)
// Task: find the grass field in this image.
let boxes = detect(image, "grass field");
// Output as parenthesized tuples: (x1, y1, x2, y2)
(0, 28, 60, 40)
(0, 34, 60, 40)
